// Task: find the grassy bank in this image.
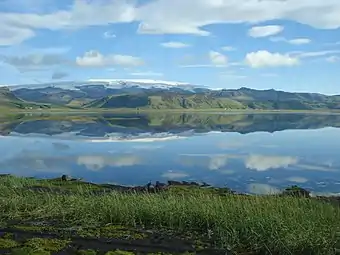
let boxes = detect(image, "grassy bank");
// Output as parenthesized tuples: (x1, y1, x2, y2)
(0, 175, 339, 254)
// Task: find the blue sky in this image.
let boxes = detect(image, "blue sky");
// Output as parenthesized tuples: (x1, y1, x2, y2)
(0, 0, 340, 94)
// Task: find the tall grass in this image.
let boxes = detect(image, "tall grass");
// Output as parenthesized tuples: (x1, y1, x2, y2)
(0, 176, 339, 254)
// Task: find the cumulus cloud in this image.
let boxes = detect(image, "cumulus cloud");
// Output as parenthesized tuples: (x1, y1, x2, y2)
(248, 25, 284, 38)
(51, 71, 68, 80)
(161, 42, 191, 48)
(1, 53, 68, 71)
(270, 37, 311, 45)
(245, 50, 300, 68)
(245, 154, 298, 171)
(76, 50, 144, 67)
(209, 51, 228, 66)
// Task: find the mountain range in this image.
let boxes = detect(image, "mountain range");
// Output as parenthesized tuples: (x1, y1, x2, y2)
(1, 79, 340, 110)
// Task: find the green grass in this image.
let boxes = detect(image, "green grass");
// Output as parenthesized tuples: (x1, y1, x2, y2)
(0, 175, 339, 254)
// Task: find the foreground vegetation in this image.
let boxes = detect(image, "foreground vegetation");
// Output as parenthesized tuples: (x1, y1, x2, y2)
(0, 175, 340, 254)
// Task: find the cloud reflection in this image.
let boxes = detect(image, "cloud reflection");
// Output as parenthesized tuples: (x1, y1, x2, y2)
(77, 155, 141, 171)
(161, 170, 189, 179)
(286, 176, 308, 183)
(179, 154, 235, 170)
(245, 154, 298, 171)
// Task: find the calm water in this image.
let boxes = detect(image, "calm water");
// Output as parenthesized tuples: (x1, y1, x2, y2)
(1, 113, 340, 196)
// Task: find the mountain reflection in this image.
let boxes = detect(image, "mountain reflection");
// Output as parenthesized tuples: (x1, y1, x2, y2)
(1, 113, 340, 138)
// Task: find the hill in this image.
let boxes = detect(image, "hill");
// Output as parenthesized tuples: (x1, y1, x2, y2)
(0, 87, 50, 110)
(84, 93, 245, 109)
(7, 80, 340, 111)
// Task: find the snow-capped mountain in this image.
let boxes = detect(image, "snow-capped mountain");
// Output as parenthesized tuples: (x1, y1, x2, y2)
(8, 79, 208, 92)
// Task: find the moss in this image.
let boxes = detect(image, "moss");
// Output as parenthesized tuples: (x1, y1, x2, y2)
(78, 225, 147, 240)
(1, 232, 15, 239)
(105, 251, 135, 255)
(77, 249, 97, 255)
(11, 247, 51, 255)
(0, 238, 19, 248)
(24, 237, 70, 252)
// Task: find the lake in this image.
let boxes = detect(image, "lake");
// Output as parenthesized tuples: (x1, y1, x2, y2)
(1, 112, 340, 196)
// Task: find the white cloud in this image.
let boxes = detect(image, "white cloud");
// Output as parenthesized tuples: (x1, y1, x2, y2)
(288, 38, 311, 45)
(248, 25, 284, 38)
(161, 41, 190, 48)
(290, 50, 340, 58)
(326, 55, 340, 63)
(209, 51, 228, 66)
(245, 50, 300, 68)
(270, 37, 311, 45)
(1, 0, 340, 45)
(76, 50, 144, 67)
(0, 24, 35, 46)
(245, 154, 298, 171)
(130, 71, 163, 77)
(103, 31, 116, 38)
(137, 1, 340, 36)
(221, 46, 236, 51)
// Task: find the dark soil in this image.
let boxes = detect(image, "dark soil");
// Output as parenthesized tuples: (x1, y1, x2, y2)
(0, 223, 227, 255)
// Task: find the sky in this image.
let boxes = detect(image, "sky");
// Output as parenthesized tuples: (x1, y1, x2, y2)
(0, 0, 339, 94)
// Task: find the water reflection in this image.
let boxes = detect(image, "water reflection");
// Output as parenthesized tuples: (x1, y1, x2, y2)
(0, 113, 340, 195)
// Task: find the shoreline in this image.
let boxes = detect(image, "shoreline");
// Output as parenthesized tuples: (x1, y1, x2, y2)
(2, 108, 340, 115)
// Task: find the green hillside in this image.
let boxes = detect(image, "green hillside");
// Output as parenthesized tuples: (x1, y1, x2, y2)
(84, 94, 246, 110)
(0, 87, 50, 110)
(6, 85, 340, 111)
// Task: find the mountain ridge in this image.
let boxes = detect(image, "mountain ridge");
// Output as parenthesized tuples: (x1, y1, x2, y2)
(2, 80, 340, 111)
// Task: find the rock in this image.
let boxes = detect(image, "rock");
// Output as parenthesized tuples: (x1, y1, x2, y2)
(167, 180, 182, 186)
(201, 182, 210, 187)
(282, 185, 310, 197)
(61, 175, 69, 181)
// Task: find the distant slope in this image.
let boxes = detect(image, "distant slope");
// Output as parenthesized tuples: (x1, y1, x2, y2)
(84, 94, 246, 109)
(0, 87, 50, 109)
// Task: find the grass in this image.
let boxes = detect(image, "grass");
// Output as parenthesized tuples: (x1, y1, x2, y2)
(0, 175, 339, 254)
